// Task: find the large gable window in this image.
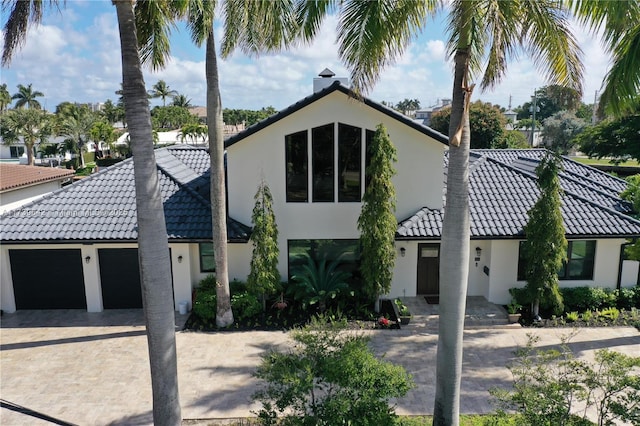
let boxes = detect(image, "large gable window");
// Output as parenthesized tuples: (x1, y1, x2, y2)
(338, 123, 362, 202)
(286, 123, 371, 203)
(312, 124, 335, 202)
(285, 130, 308, 202)
(517, 240, 596, 281)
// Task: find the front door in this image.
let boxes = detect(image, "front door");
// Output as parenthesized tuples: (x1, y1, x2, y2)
(417, 244, 440, 296)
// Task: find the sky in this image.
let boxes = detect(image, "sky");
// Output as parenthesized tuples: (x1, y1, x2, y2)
(0, 1, 610, 113)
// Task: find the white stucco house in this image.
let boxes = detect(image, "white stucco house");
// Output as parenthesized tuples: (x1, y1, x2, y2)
(1, 79, 638, 313)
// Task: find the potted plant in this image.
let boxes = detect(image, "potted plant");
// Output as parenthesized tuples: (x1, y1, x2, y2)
(394, 298, 412, 325)
(507, 301, 522, 324)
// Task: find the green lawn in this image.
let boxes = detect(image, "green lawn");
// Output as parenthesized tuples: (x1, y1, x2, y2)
(571, 156, 640, 167)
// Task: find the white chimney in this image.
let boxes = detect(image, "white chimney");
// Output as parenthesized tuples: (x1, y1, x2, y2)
(313, 68, 349, 93)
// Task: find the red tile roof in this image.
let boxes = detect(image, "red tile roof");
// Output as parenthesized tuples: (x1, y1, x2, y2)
(0, 164, 75, 192)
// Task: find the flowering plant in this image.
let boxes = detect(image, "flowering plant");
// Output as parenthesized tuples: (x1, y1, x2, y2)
(378, 316, 390, 327)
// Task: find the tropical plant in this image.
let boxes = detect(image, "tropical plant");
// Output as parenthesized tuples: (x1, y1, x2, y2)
(89, 120, 117, 154)
(247, 180, 280, 307)
(0, 83, 11, 111)
(289, 253, 352, 313)
(11, 83, 44, 109)
(0, 108, 52, 165)
(57, 105, 96, 168)
(516, 85, 582, 121)
(357, 123, 397, 303)
(100, 99, 125, 125)
(178, 122, 208, 145)
(151, 105, 198, 130)
(253, 315, 414, 425)
(569, 1, 640, 116)
(522, 153, 567, 318)
(171, 93, 192, 108)
(148, 79, 177, 106)
(575, 114, 640, 163)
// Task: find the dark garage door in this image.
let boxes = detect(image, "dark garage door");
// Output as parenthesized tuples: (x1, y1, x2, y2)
(10, 249, 87, 309)
(98, 248, 143, 309)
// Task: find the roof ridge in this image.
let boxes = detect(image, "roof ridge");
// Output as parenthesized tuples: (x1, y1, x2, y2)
(561, 155, 629, 186)
(558, 169, 631, 209)
(153, 149, 213, 210)
(225, 81, 448, 147)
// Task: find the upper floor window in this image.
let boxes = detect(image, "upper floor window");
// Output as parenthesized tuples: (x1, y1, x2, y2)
(285, 130, 308, 202)
(312, 124, 334, 202)
(517, 240, 596, 281)
(285, 123, 371, 203)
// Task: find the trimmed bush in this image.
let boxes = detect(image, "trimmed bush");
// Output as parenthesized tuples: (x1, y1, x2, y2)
(560, 287, 616, 312)
(193, 275, 217, 320)
(96, 157, 124, 167)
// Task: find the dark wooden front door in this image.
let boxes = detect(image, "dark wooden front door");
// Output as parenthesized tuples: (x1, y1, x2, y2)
(417, 244, 440, 295)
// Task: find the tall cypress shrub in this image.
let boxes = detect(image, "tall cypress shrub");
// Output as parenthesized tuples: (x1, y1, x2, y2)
(358, 123, 397, 302)
(523, 152, 567, 317)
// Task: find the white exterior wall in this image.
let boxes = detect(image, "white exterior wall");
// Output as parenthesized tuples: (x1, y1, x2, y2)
(227, 91, 445, 281)
(389, 241, 419, 298)
(1, 243, 195, 313)
(0, 181, 63, 214)
(621, 260, 639, 287)
(488, 238, 627, 305)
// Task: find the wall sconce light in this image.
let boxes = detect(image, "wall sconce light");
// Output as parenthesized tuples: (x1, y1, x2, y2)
(85, 255, 91, 264)
(474, 247, 482, 267)
(178, 255, 183, 263)
(400, 247, 406, 257)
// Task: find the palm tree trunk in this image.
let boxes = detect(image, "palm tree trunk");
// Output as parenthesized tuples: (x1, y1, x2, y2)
(206, 30, 234, 327)
(25, 140, 35, 166)
(113, 1, 181, 424)
(433, 47, 472, 426)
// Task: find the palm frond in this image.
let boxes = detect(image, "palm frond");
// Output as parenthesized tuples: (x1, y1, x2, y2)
(184, 0, 215, 47)
(294, 0, 335, 44)
(520, 0, 583, 94)
(480, 0, 522, 89)
(221, 0, 299, 58)
(338, 0, 437, 95)
(135, 0, 184, 70)
(598, 24, 640, 116)
(446, 0, 485, 78)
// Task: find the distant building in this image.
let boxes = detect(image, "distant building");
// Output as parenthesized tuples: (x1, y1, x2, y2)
(413, 99, 452, 126)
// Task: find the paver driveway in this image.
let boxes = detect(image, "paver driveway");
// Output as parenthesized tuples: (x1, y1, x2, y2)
(1, 310, 639, 425)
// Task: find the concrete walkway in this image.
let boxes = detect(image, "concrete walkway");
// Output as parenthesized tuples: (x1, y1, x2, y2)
(1, 309, 639, 425)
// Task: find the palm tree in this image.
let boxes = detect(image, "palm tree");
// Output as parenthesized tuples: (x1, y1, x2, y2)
(0, 83, 11, 111)
(569, 0, 640, 116)
(0, 108, 52, 165)
(113, 1, 181, 423)
(57, 105, 96, 168)
(148, 79, 178, 106)
(2, 1, 182, 423)
(12, 83, 44, 109)
(172, 93, 192, 108)
(294, 1, 583, 424)
(178, 122, 207, 145)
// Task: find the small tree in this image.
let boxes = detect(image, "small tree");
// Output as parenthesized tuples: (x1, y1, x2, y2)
(522, 153, 567, 317)
(247, 180, 280, 308)
(358, 123, 397, 303)
(253, 315, 414, 425)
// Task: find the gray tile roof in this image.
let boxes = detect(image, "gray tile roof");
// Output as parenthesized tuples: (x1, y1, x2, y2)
(397, 149, 640, 240)
(0, 146, 250, 243)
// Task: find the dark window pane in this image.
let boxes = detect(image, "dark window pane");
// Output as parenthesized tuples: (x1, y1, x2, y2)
(285, 130, 308, 202)
(517, 241, 526, 281)
(199, 243, 215, 272)
(365, 129, 375, 189)
(312, 124, 335, 202)
(338, 123, 362, 202)
(287, 239, 361, 286)
(566, 240, 596, 280)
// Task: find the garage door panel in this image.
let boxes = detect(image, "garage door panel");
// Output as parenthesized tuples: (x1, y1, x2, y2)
(98, 248, 142, 309)
(10, 249, 87, 310)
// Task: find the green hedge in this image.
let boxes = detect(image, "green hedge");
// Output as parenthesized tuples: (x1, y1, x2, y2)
(96, 157, 124, 167)
(510, 285, 640, 313)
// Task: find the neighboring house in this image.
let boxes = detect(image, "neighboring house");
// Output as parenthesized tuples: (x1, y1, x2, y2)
(0, 164, 74, 214)
(413, 98, 452, 126)
(1, 79, 638, 313)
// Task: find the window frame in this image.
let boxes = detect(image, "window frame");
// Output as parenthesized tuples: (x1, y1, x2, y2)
(285, 130, 309, 202)
(517, 240, 596, 281)
(199, 242, 216, 273)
